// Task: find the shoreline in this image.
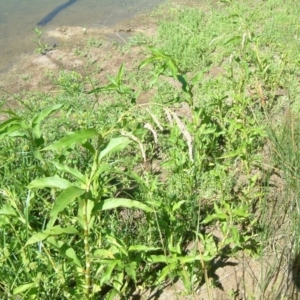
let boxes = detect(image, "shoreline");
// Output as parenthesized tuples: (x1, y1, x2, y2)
(0, 0, 167, 77)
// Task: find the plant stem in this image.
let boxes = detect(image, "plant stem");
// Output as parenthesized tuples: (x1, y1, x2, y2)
(83, 196, 91, 299)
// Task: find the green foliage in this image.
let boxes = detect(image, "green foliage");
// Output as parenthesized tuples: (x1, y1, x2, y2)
(52, 71, 86, 96)
(33, 27, 50, 55)
(1, 0, 300, 298)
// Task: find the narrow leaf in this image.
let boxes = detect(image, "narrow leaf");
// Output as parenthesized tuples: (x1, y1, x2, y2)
(100, 260, 119, 286)
(28, 176, 72, 190)
(43, 128, 98, 151)
(32, 104, 63, 126)
(99, 137, 130, 161)
(13, 282, 37, 295)
(51, 162, 86, 184)
(0, 205, 17, 216)
(47, 237, 82, 268)
(26, 231, 49, 245)
(0, 118, 21, 132)
(94, 249, 116, 259)
(129, 245, 160, 252)
(125, 262, 137, 283)
(95, 198, 154, 212)
(26, 226, 78, 246)
(47, 186, 85, 228)
(116, 64, 125, 83)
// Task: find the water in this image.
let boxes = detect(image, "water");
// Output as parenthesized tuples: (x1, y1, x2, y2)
(0, 0, 164, 73)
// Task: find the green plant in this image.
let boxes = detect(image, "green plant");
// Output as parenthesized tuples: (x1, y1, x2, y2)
(89, 64, 138, 104)
(0, 109, 156, 299)
(87, 37, 102, 48)
(33, 27, 50, 55)
(53, 71, 86, 96)
(2, 0, 300, 298)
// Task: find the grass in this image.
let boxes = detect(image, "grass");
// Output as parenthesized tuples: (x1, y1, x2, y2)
(1, 0, 300, 298)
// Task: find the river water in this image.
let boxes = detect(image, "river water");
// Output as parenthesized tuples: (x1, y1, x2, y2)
(0, 0, 164, 73)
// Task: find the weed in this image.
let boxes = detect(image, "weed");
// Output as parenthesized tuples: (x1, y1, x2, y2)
(1, 0, 300, 298)
(32, 27, 50, 55)
(87, 37, 103, 48)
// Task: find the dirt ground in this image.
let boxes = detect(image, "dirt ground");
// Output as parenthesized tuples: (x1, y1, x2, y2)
(0, 0, 299, 299)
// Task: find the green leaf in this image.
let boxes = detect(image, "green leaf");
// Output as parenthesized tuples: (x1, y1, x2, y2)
(32, 124, 43, 143)
(220, 150, 242, 159)
(116, 63, 125, 83)
(148, 255, 168, 263)
(107, 288, 119, 300)
(32, 104, 63, 126)
(231, 227, 241, 246)
(128, 245, 160, 252)
(107, 75, 118, 86)
(0, 205, 17, 216)
(113, 271, 124, 291)
(51, 162, 86, 184)
(94, 249, 116, 259)
(166, 59, 179, 77)
(49, 226, 78, 235)
(201, 213, 227, 224)
(99, 137, 130, 161)
(43, 128, 98, 151)
(0, 123, 23, 139)
(224, 36, 241, 45)
(26, 232, 49, 245)
(31, 104, 63, 141)
(47, 186, 85, 228)
(106, 236, 128, 256)
(157, 265, 175, 283)
(28, 176, 72, 190)
(191, 68, 208, 85)
(0, 118, 21, 132)
(177, 269, 192, 291)
(47, 237, 82, 268)
(125, 262, 137, 283)
(82, 140, 96, 154)
(100, 260, 119, 286)
(26, 226, 78, 246)
(95, 198, 154, 213)
(13, 282, 37, 295)
(178, 255, 204, 264)
(172, 200, 186, 211)
(138, 57, 155, 69)
(147, 46, 169, 58)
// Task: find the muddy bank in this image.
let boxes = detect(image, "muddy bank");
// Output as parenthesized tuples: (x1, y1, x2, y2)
(0, 0, 215, 95)
(0, 4, 167, 95)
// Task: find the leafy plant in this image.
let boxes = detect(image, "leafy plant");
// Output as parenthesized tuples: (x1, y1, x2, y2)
(33, 27, 50, 55)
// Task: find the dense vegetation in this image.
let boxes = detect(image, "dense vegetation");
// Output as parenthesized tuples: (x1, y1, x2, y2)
(1, 0, 300, 298)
